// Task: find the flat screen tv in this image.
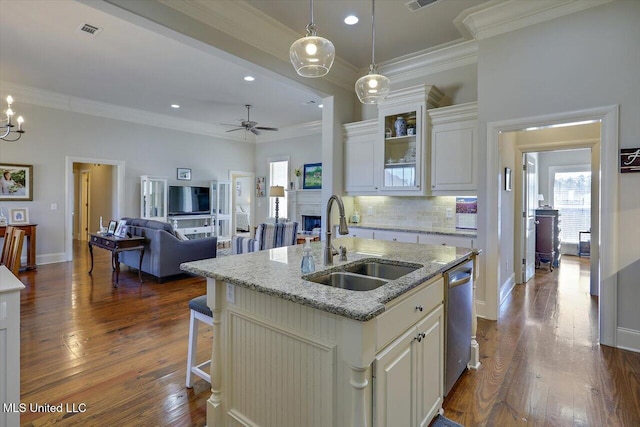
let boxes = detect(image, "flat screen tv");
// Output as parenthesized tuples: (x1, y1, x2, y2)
(168, 186, 210, 215)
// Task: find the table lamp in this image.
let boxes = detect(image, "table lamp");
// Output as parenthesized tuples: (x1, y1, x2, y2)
(269, 185, 285, 224)
(538, 194, 545, 207)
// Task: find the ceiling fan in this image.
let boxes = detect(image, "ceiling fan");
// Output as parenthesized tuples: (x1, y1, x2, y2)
(221, 105, 278, 135)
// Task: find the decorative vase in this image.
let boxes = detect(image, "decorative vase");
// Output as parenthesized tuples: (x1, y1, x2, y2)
(394, 116, 407, 137)
(295, 177, 301, 190)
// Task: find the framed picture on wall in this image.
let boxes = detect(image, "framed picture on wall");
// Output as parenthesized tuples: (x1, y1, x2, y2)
(0, 163, 33, 201)
(256, 176, 266, 197)
(302, 163, 322, 189)
(177, 168, 192, 181)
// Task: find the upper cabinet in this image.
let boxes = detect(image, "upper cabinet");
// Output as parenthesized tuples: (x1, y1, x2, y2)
(140, 176, 167, 220)
(428, 102, 478, 194)
(344, 85, 443, 196)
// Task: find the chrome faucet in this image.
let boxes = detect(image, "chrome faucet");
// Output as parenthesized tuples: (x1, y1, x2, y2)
(324, 195, 349, 266)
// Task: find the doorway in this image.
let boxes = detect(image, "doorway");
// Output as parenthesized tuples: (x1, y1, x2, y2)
(229, 170, 255, 237)
(485, 105, 618, 347)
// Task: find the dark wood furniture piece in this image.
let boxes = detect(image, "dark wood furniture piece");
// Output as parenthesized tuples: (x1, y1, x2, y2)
(0, 224, 37, 270)
(296, 234, 320, 245)
(535, 215, 555, 271)
(579, 231, 591, 257)
(535, 209, 561, 268)
(88, 233, 145, 287)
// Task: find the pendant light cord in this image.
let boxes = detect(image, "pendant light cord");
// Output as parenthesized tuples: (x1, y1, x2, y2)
(310, 0, 314, 25)
(371, 0, 376, 66)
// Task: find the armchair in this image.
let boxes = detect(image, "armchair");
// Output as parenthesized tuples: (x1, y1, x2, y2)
(232, 221, 299, 254)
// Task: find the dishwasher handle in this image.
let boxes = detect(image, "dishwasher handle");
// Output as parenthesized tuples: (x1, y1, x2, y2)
(447, 267, 472, 288)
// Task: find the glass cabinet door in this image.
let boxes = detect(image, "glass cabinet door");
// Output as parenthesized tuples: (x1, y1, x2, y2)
(379, 103, 423, 191)
(211, 180, 232, 242)
(140, 176, 167, 220)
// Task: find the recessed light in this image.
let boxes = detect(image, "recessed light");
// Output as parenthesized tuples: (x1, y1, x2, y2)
(171, 104, 180, 109)
(244, 75, 255, 82)
(344, 15, 359, 25)
(318, 104, 323, 108)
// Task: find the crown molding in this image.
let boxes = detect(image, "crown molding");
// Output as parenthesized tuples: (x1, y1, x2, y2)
(157, 0, 359, 92)
(255, 120, 322, 144)
(378, 40, 479, 84)
(455, 0, 613, 41)
(0, 81, 250, 142)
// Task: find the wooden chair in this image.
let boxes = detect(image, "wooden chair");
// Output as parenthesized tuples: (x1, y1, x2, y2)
(7, 229, 25, 275)
(1, 225, 15, 265)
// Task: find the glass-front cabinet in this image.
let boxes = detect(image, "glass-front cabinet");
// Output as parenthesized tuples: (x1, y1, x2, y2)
(140, 176, 167, 220)
(211, 180, 232, 243)
(379, 103, 422, 192)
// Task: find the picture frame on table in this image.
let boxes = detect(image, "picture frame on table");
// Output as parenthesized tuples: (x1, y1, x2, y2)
(0, 163, 33, 201)
(105, 220, 117, 236)
(302, 163, 322, 190)
(177, 168, 192, 181)
(8, 207, 29, 225)
(114, 219, 128, 238)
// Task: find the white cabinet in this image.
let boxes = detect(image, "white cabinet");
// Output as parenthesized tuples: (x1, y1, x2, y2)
(344, 119, 379, 193)
(428, 102, 478, 194)
(169, 215, 214, 238)
(373, 229, 419, 243)
(374, 302, 444, 427)
(418, 233, 474, 249)
(140, 176, 167, 220)
(344, 85, 443, 196)
(211, 181, 232, 242)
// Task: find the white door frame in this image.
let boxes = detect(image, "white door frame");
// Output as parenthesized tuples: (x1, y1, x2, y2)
(485, 105, 618, 347)
(229, 170, 255, 234)
(65, 156, 125, 261)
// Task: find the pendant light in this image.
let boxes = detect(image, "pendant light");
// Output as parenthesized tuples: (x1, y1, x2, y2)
(355, 0, 390, 104)
(290, 0, 335, 78)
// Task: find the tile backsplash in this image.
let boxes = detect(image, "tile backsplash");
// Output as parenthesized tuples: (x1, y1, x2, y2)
(352, 196, 458, 229)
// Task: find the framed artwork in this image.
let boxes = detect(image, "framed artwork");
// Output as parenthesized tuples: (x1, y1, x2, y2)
(114, 219, 128, 238)
(177, 168, 192, 181)
(8, 207, 29, 224)
(302, 163, 322, 189)
(504, 167, 512, 191)
(0, 163, 33, 201)
(107, 220, 117, 235)
(256, 176, 266, 197)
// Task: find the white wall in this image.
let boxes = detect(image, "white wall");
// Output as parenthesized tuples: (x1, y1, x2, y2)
(499, 132, 516, 299)
(0, 102, 255, 262)
(254, 133, 322, 223)
(477, 1, 640, 333)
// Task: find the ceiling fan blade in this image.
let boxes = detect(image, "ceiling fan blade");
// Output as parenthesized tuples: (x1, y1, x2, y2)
(255, 126, 278, 131)
(250, 128, 261, 135)
(220, 123, 241, 127)
(226, 128, 244, 132)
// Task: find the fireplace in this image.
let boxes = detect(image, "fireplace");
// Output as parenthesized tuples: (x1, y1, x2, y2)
(302, 215, 322, 232)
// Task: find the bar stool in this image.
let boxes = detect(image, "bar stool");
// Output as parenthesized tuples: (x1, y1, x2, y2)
(186, 295, 213, 388)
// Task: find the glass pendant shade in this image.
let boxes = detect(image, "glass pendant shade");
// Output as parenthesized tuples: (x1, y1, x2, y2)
(355, 66, 391, 104)
(290, 30, 335, 78)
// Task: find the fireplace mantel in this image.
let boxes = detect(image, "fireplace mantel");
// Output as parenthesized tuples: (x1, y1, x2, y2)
(287, 190, 321, 227)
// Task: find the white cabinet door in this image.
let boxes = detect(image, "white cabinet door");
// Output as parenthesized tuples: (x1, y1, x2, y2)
(415, 305, 444, 427)
(374, 327, 416, 427)
(344, 120, 379, 194)
(418, 234, 474, 249)
(429, 103, 478, 194)
(343, 227, 375, 239)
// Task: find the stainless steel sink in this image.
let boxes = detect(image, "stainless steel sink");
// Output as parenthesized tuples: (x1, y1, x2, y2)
(306, 272, 388, 291)
(342, 261, 419, 280)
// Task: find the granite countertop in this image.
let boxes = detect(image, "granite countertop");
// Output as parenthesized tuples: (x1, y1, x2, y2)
(348, 224, 477, 238)
(181, 237, 474, 322)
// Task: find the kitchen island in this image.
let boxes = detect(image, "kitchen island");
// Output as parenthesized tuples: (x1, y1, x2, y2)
(181, 237, 478, 427)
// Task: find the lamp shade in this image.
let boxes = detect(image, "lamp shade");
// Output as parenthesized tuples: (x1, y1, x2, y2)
(538, 194, 545, 201)
(355, 68, 391, 104)
(290, 34, 335, 78)
(269, 185, 285, 197)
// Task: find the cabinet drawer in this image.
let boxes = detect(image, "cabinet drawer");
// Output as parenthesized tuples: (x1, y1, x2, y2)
(375, 277, 443, 352)
(179, 226, 211, 235)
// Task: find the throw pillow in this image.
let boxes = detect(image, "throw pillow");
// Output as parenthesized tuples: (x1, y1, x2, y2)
(175, 229, 190, 241)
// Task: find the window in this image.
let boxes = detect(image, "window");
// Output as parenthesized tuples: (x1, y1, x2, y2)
(269, 159, 288, 220)
(551, 168, 591, 244)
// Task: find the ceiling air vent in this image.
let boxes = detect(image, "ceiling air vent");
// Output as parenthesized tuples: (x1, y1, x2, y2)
(405, 0, 438, 12)
(76, 23, 102, 37)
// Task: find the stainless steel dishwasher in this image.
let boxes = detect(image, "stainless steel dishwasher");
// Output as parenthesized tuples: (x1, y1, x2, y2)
(444, 259, 474, 396)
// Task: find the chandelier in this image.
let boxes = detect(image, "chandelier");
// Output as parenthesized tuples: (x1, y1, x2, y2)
(289, 0, 335, 78)
(355, 0, 390, 104)
(1, 95, 25, 142)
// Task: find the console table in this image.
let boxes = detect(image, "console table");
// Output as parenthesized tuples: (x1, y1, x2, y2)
(88, 233, 145, 287)
(0, 223, 37, 270)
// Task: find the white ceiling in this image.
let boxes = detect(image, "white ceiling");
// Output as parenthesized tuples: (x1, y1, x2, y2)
(0, 0, 490, 134)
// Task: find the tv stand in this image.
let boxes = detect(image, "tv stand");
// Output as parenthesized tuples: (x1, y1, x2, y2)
(168, 214, 214, 239)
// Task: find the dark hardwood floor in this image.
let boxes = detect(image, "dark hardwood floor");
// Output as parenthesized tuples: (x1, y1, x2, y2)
(16, 243, 640, 426)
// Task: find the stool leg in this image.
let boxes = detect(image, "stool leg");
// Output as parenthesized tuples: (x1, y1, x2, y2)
(186, 310, 198, 388)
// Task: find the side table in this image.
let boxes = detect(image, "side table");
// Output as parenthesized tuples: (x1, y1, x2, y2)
(88, 233, 145, 287)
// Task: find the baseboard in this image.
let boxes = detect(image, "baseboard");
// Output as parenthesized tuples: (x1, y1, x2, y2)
(616, 327, 640, 353)
(499, 273, 516, 307)
(475, 299, 487, 319)
(36, 252, 68, 265)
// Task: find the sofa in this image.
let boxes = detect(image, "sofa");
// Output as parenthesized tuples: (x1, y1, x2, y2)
(119, 218, 217, 282)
